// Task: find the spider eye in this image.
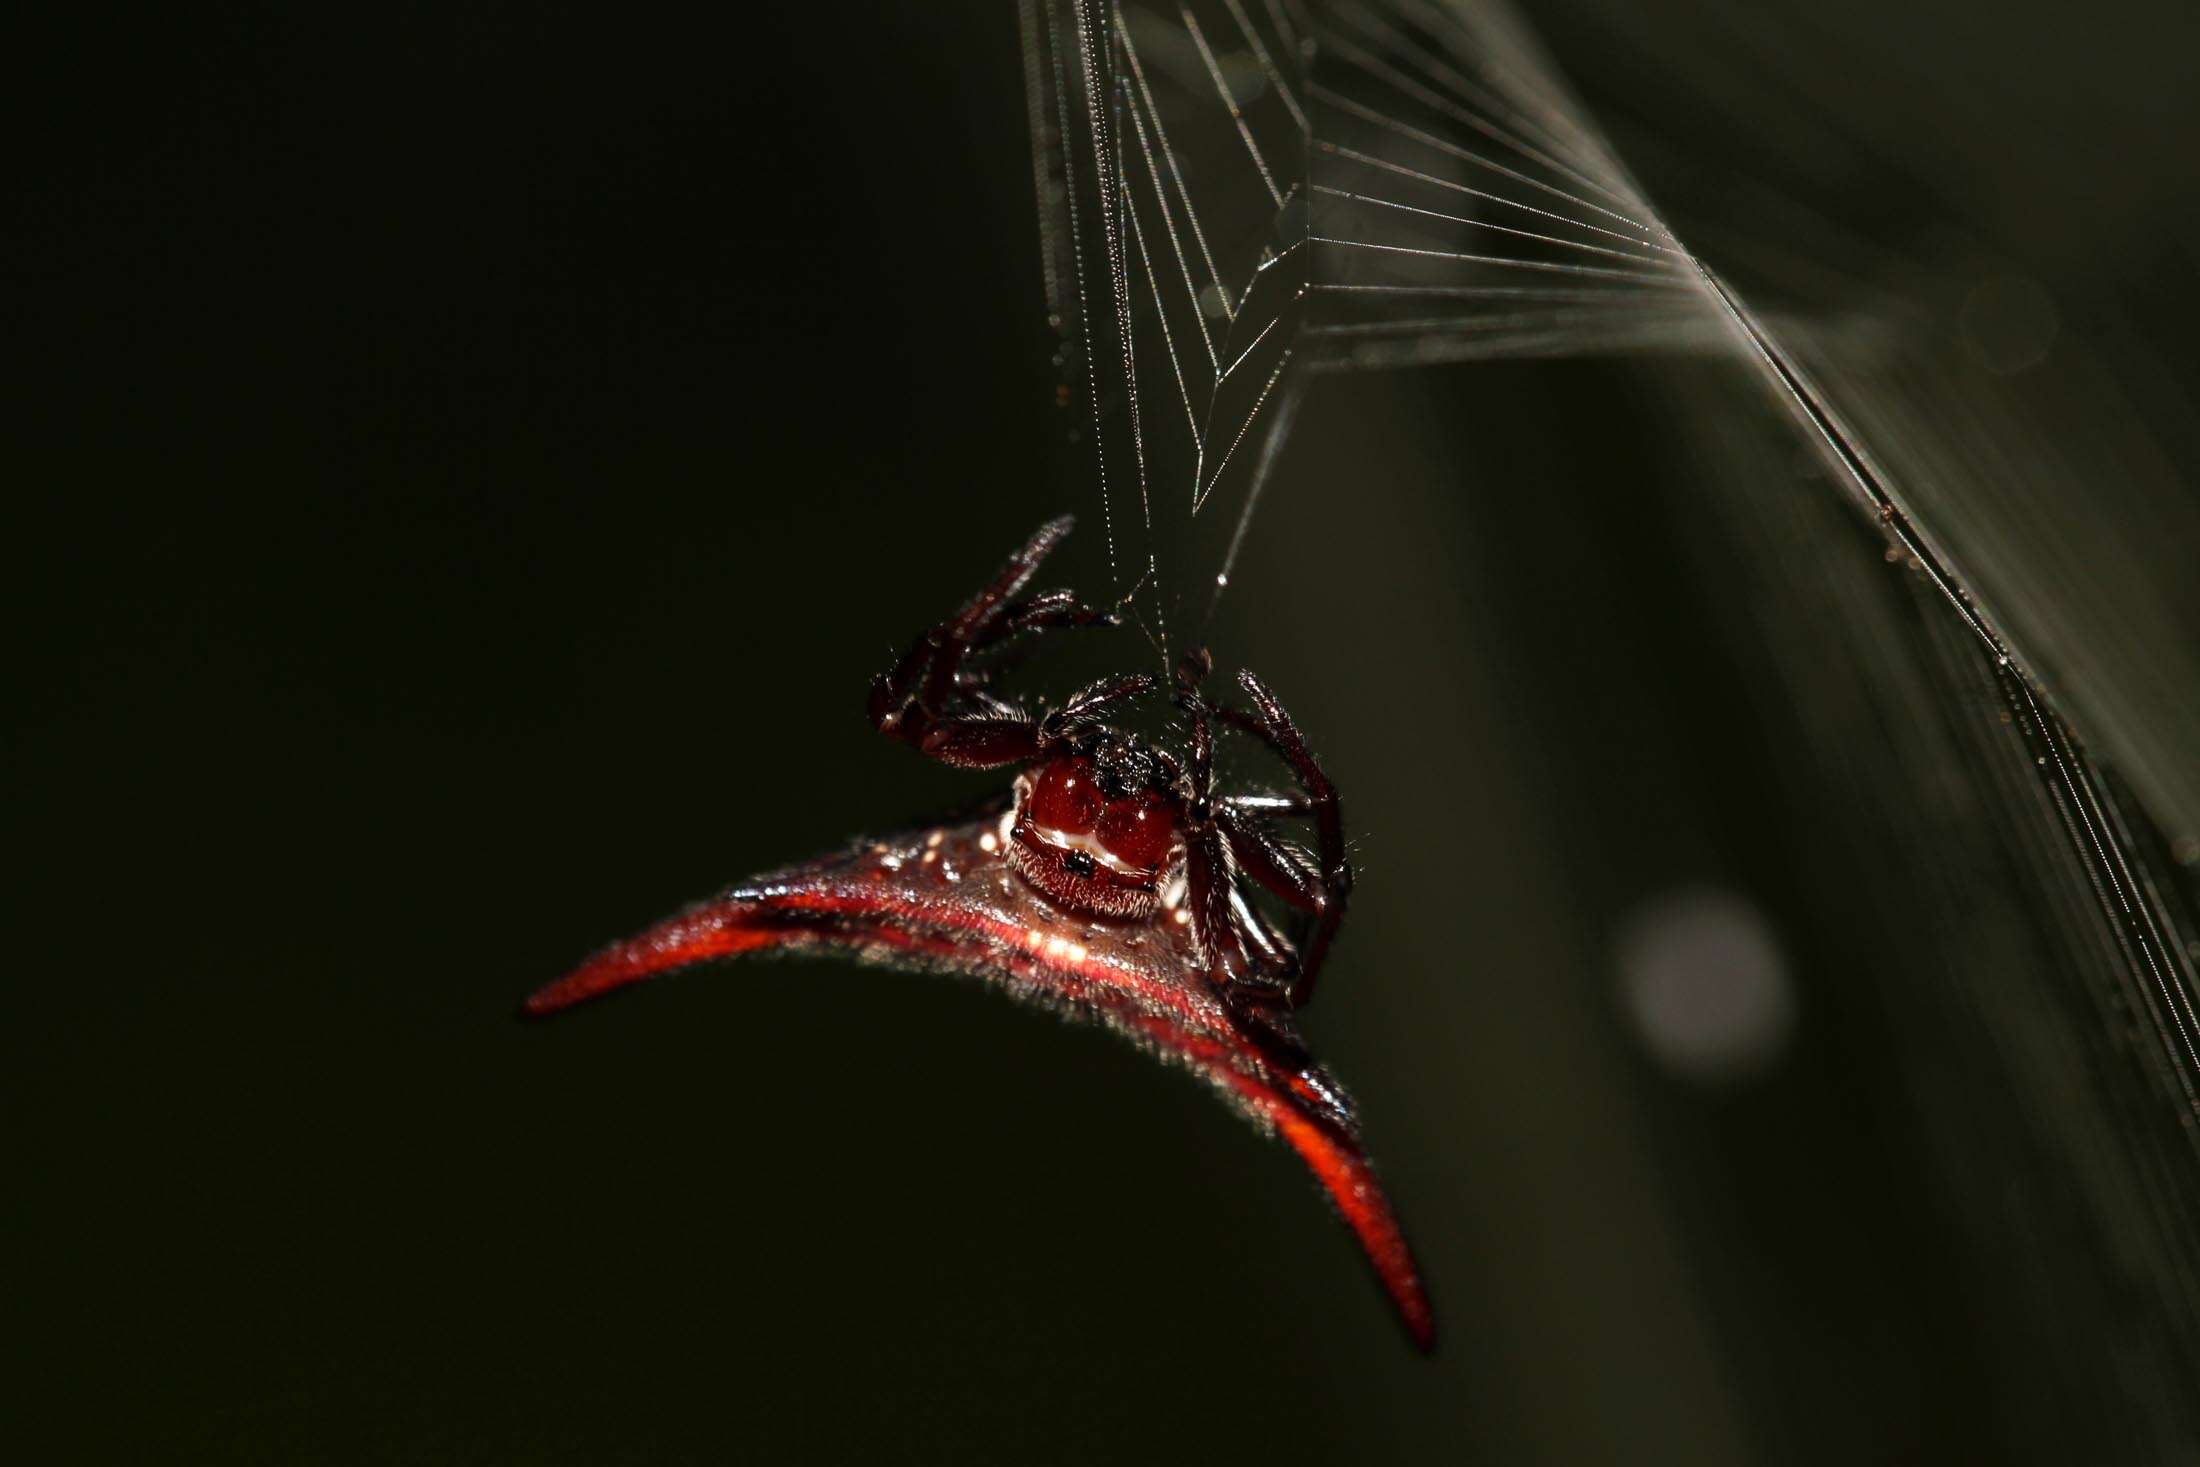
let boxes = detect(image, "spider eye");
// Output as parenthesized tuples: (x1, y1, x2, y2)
(1026, 756, 1103, 836)
(1096, 790, 1177, 872)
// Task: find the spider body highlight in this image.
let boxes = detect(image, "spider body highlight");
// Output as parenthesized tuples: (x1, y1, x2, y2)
(869, 516, 1352, 1015)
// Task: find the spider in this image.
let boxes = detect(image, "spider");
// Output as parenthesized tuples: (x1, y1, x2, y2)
(867, 515, 1352, 1017)
(526, 513, 1432, 1351)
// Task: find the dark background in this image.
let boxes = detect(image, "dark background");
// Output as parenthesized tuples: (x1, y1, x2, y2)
(12, 2, 2200, 1462)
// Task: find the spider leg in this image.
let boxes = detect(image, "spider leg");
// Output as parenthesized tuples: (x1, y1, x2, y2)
(1207, 859, 1316, 1067)
(1229, 882, 1302, 987)
(1037, 671, 1155, 746)
(1171, 686, 1324, 1061)
(1178, 696, 1241, 978)
(1216, 811, 1325, 916)
(915, 715, 1043, 770)
(1173, 646, 1215, 693)
(870, 516, 1088, 758)
(985, 588, 1118, 646)
(1231, 670, 1352, 1009)
(940, 516, 1075, 645)
(956, 589, 1119, 688)
(1185, 683, 1215, 791)
(1221, 792, 1313, 817)
(1207, 701, 1269, 741)
(1185, 825, 1246, 977)
(960, 689, 1025, 721)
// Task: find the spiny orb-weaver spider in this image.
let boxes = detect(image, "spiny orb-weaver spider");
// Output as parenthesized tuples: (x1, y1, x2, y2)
(870, 515, 1352, 1027)
(526, 515, 1431, 1351)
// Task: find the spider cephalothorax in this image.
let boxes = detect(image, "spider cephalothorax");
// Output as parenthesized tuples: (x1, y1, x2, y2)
(869, 516, 1351, 1014)
(1006, 741, 1180, 921)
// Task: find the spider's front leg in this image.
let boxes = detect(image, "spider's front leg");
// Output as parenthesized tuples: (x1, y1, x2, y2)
(866, 515, 1114, 770)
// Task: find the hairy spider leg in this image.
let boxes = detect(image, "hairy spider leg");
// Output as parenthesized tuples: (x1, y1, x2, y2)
(960, 588, 1118, 682)
(868, 514, 1113, 769)
(1177, 694, 1252, 981)
(1174, 651, 1350, 1010)
(923, 669, 1155, 769)
(1034, 671, 1155, 742)
(1222, 670, 1352, 1009)
(868, 515, 1066, 739)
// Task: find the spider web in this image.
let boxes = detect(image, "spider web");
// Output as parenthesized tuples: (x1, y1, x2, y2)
(1019, 0, 2200, 1444)
(1018, 0, 2200, 1118)
(1018, 0, 1717, 655)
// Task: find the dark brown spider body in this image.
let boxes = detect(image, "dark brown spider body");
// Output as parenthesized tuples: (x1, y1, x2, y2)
(869, 515, 1352, 1014)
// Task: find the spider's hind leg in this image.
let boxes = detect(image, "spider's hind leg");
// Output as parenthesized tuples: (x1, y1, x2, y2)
(1215, 966, 1315, 1071)
(1221, 670, 1353, 1009)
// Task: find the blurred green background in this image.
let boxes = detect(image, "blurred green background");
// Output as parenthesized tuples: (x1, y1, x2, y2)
(12, 1, 2200, 1462)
